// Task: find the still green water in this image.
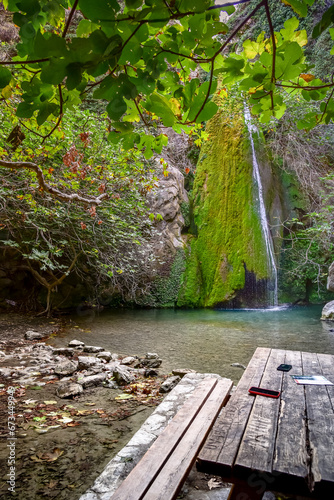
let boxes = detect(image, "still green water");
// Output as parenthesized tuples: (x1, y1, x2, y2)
(52, 305, 334, 382)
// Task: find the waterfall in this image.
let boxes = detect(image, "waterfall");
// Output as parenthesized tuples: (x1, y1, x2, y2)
(244, 104, 278, 306)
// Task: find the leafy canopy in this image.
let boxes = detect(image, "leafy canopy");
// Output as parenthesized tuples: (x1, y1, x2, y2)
(0, 0, 334, 160)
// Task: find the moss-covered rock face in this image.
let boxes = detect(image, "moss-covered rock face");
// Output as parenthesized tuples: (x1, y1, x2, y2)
(178, 108, 274, 308)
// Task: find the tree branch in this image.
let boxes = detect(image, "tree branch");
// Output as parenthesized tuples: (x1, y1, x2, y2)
(0, 159, 108, 206)
(62, 0, 79, 38)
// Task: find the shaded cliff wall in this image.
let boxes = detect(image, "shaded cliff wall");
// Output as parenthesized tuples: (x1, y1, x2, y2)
(178, 105, 284, 308)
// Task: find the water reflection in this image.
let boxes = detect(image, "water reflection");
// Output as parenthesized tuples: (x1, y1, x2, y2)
(50, 305, 334, 382)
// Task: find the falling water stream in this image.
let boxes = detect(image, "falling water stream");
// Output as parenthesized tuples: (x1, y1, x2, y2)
(244, 104, 278, 305)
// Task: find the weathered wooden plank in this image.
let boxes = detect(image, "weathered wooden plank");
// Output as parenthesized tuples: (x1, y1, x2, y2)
(273, 350, 308, 479)
(143, 378, 233, 500)
(316, 353, 334, 409)
(302, 351, 334, 487)
(234, 349, 285, 473)
(110, 377, 232, 500)
(197, 347, 271, 473)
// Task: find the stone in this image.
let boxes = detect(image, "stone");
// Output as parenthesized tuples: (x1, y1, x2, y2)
(54, 359, 78, 376)
(78, 356, 102, 370)
(68, 339, 85, 347)
(321, 300, 334, 321)
(113, 366, 135, 386)
(159, 375, 181, 393)
(25, 330, 44, 340)
(145, 353, 159, 360)
(327, 262, 334, 291)
(78, 373, 107, 388)
(143, 358, 162, 369)
(231, 363, 246, 370)
(97, 351, 112, 361)
(56, 381, 83, 398)
(172, 368, 196, 378)
(144, 369, 159, 378)
(0, 351, 6, 358)
(83, 345, 104, 353)
(121, 356, 136, 365)
(53, 347, 75, 357)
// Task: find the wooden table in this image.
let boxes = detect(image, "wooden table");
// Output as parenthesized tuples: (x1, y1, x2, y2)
(197, 347, 334, 499)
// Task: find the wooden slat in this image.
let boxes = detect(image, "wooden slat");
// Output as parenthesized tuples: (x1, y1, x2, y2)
(197, 347, 271, 473)
(317, 353, 334, 409)
(273, 350, 308, 479)
(143, 378, 233, 500)
(302, 351, 334, 487)
(235, 349, 285, 473)
(110, 377, 232, 500)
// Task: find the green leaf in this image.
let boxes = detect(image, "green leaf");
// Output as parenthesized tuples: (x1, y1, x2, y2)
(78, 0, 120, 22)
(196, 101, 218, 123)
(0, 66, 11, 89)
(40, 62, 67, 85)
(312, 5, 334, 39)
(283, 0, 308, 17)
(106, 99, 127, 121)
(36, 102, 58, 125)
(66, 63, 82, 90)
(16, 101, 36, 118)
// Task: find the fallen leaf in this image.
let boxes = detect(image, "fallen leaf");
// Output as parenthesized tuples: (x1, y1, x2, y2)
(115, 394, 134, 400)
(67, 422, 81, 427)
(208, 478, 222, 490)
(44, 400, 58, 405)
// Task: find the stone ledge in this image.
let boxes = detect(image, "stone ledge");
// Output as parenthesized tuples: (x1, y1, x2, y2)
(79, 372, 224, 500)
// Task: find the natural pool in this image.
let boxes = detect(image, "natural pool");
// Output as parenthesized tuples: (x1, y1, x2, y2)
(50, 304, 334, 381)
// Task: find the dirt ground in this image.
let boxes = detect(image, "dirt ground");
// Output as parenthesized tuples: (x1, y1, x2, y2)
(0, 313, 164, 500)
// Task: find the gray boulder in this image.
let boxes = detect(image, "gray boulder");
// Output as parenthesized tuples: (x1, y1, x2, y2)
(78, 373, 107, 388)
(53, 347, 75, 357)
(68, 339, 85, 347)
(78, 356, 102, 370)
(120, 356, 136, 365)
(321, 300, 334, 321)
(159, 375, 181, 393)
(25, 330, 44, 340)
(83, 346, 104, 353)
(97, 351, 112, 361)
(56, 381, 83, 398)
(54, 359, 78, 376)
(113, 366, 135, 386)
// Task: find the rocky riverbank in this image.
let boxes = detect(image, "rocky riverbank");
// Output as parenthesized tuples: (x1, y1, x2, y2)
(0, 314, 184, 499)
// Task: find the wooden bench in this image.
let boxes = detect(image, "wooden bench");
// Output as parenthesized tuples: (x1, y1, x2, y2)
(110, 376, 233, 500)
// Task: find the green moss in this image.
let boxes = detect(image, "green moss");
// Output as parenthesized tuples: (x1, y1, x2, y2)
(178, 107, 270, 307)
(144, 249, 186, 307)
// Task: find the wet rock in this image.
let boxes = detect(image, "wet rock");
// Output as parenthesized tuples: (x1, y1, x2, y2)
(172, 368, 196, 378)
(159, 375, 181, 393)
(56, 381, 83, 398)
(321, 300, 334, 321)
(231, 363, 246, 370)
(68, 339, 85, 347)
(54, 359, 78, 376)
(121, 356, 136, 365)
(113, 366, 135, 385)
(83, 345, 104, 353)
(78, 356, 102, 370)
(146, 353, 159, 360)
(79, 373, 107, 388)
(143, 358, 162, 369)
(97, 351, 112, 361)
(25, 330, 44, 340)
(144, 369, 159, 378)
(53, 347, 76, 357)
